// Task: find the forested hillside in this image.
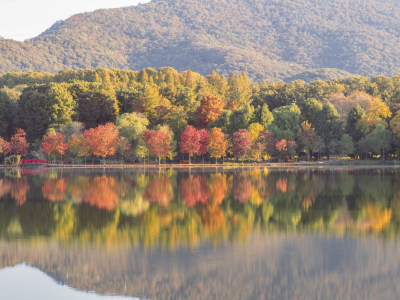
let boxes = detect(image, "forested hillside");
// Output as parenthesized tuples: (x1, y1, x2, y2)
(1, 67, 400, 163)
(1, 0, 400, 80)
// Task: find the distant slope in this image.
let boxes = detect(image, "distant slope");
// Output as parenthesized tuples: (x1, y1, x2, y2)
(1, 0, 400, 81)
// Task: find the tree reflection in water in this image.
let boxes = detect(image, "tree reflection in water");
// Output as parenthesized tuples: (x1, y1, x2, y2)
(1, 168, 400, 299)
(0, 168, 398, 246)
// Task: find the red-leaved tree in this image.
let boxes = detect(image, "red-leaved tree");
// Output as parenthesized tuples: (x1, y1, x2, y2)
(232, 129, 252, 159)
(83, 123, 119, 161)
(142, 129, 173, 164)
(10, 128, 29, 157)
(180, 125, 200, 164)
(198, 128, 208, 162)
(42, 131, 68, 162)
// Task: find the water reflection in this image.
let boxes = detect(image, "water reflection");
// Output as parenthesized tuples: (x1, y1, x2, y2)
(0, 168, 399, 246)
(1, 167, 400, 298)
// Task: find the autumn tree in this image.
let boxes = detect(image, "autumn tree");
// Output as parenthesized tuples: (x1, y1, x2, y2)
(356, 97, 391, 134)
(226, 71, 252, 109)
(252, 130, 276, 161)
(9, 128, 29, 157)
(297, 121, 316, 161)
(207, 127, 228, 164)
(231, 129, 252, 159)
(248, 123, 264, 141)
(276, 139, 287, 161)
(195, 95, 224, 127)
(68, 133, 90, 164)
(179, 125, 200, 164)
(142, 128, 174, 164)
(83, 123, 119, 161)
(41, 131, 68, 162)
(0, 137, 10, 160)
(198, 128, 208, 162)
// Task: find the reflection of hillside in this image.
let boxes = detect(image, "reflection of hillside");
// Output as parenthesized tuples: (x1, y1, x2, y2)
(1, 233, 400, 299)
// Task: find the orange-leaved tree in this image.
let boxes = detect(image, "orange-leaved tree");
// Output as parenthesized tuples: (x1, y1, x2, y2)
(83, 123, 119, 162)
(41, 131, 68, 162)
(207, 127, 228, 164)
(68, 133, 90, 164)
(9, 128, 29, 157)
(195, 95, 224, 127)
(142, 127, 174, 164)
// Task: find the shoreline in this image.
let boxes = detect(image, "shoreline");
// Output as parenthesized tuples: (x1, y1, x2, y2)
(2, 160, 400, 169)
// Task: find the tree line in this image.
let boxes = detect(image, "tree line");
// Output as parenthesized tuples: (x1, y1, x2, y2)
(1, 67, 400, 163)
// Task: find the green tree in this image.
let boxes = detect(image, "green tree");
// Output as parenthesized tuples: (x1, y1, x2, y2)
(269, 103, 301, 140)
(228, 104, 255, 134)
(116, 112, 149, 143)
(346, 105, 365, 143)
(365, 124, 392, 159)
(299, 98, 322, 126)
(18, 83, 75, 141)
(260, 104, 274, 129)
(135, 139, 149, 164)
(0, 86, 21, 138)
(315, 102, 343, 145)
(339, 134, 355, 156)
(70, 82, 118, 129)
(215, 110, 232, 134)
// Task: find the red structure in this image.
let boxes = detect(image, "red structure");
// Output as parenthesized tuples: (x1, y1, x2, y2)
(19, 159, 49, 166)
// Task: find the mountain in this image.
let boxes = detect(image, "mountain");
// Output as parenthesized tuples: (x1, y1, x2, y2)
(1, 0, 400, 81)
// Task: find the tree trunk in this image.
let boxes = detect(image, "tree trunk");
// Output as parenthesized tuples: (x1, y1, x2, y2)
(158, 156, 160, 165)
(307, 150, 310, 162)
(215, 157, 218, 164)
(189, 155, 191, 164)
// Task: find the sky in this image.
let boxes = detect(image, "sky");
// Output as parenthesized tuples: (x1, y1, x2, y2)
(0, 0, 150, 41)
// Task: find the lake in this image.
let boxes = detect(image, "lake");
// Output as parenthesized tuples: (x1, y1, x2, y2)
(0, 166, 400, 299)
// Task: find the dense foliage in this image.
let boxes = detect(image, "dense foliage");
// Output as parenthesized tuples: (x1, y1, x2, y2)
(2, 0, 400, 80)
(1, 67, 400, 162)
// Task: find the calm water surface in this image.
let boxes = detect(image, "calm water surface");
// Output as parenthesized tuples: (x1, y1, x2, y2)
(0, 167, 400, 299)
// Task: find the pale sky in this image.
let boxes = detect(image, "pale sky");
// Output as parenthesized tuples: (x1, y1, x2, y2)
(0, 0, 150, 41)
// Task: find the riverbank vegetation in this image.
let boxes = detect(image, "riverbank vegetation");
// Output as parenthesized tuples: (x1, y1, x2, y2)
(1, 68, 400, 164)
